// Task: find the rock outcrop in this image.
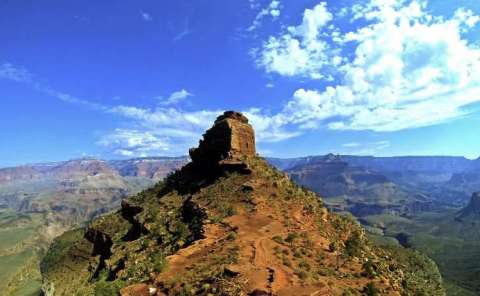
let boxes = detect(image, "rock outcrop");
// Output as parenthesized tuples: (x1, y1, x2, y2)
(41, 110, 446, 296)
(458, 192, 480, 219)
(189, 111, 256, 168)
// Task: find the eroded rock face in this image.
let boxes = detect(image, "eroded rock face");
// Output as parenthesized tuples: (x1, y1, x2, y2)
(459, 192, 480, 218)
(471, 192, 480, 208)
(189, 111, 256, 166)
(456, 192, 480, 221)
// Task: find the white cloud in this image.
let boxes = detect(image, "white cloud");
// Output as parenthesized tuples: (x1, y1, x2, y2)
(255, 2, 334, 79)
(454, 8, 480, 29)
(256, 0, 480, 132)
(98, 129, 169, 157)
(0, 63, 106, 110)
(5, 0, 480, 158)
(342, 142, 361, 148)
(158, 89, 193, 106)
(248, 0, 282, 32)
(174, 19, 191, 42)
(249, 0, 260, 10)
(340, 140, 391, 155)
(0, 63, 32, 82)
(96, 105, 299, 156)
(140, 11, 153, 22)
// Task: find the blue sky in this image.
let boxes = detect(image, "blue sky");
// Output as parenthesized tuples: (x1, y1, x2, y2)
(1, 0, 480, 167)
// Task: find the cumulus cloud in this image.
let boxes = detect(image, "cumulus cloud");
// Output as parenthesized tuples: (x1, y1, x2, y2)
(97, 105, 299, 156)
(140, 11, 153, 22)
(0, 63, 298, 156)
(342, 142, 361, 148)
(98, 129, 169, 157)
(248, 0, 282, 32)
(98, 108, 214, 156)
(340, 140, 391, 155)
(256, 0, 480, 132)
(255, 2, 335, 79)
(4, 0, 480, 157)
(158, 89, 193, 106)
(0, 63, 32, 82)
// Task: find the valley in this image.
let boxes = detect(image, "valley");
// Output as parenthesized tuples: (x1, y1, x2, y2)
(40, 111, 445, 296)
(1, 152, 479, 295)
(0, 209, 45, 296)
(270, 155, 480, 295)
(0, 157, 187, 295)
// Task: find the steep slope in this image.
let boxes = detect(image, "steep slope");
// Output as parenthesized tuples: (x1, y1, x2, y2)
(41, 111, 445, 296)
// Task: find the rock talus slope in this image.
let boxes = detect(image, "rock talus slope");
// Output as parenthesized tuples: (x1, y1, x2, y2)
(41, 111, 445, 296)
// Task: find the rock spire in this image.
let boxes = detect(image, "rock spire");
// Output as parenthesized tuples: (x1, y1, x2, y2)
(458, 192, 480, 219)
(189, 111, 256, 167)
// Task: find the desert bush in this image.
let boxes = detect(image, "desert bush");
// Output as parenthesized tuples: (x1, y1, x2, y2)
(272, 235, 284, 244)
(152, 253, 167, 272)
(363, 282, 379, 296)
(362, 260, 377, 278)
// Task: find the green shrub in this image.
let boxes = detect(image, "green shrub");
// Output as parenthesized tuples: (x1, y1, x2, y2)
(345, 231, 363, 258)
(363, 282, 379, 296)
(362, 260, 377, 278)
(226, 232, 237, 241)
(294, 269, 308, 280)
(218, 203, 236, 217)
(152, 253, 167, 272)
(298, 260, 311, 271)
(286, 233, 299, 247)
(272, 235, 284, 244)
(94, 281, 122, 296)
(282, 258, 292, 267)
(329, 241, 339, 252)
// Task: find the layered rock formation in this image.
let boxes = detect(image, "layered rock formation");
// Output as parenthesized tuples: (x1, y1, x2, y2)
(286, 154, 433, 216)
(189, 111, 256, 168)
(457, 192, 480, 219)
(41, 111, 445, 296)
(0, 158, 186, 224)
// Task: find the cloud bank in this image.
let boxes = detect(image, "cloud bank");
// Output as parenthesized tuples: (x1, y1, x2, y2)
(2, 0, 480, 157)
(256, 0, 480, 132)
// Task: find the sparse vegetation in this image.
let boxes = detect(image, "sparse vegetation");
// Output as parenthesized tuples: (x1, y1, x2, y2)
(363, 282, 379, 296)
(39, 154, 447, 296)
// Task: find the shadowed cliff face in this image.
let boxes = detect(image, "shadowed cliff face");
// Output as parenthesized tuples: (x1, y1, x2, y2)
(189, 111, 256, 166)
(458, 192, 480, 219)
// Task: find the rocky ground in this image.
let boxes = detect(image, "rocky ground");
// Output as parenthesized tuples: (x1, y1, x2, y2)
(41, 111, 445, 296)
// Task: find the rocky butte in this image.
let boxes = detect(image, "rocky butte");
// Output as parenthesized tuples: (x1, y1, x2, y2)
(41, 111, 445, 296)
(190, 111, 256, 163)
(457, 192, 480, 220)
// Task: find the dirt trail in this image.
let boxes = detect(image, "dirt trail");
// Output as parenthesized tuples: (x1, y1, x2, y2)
(253, 238, 269, 266)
